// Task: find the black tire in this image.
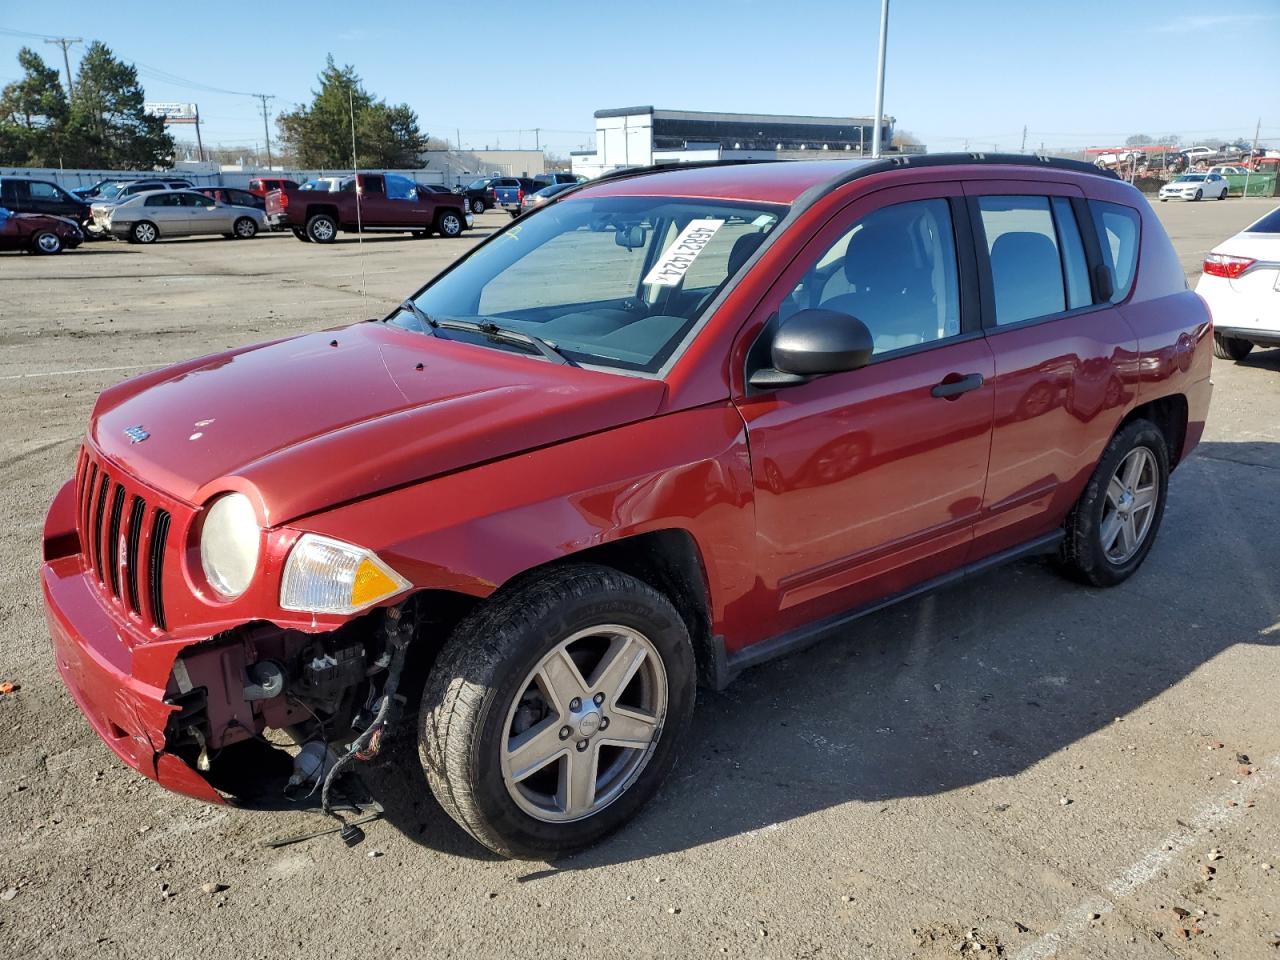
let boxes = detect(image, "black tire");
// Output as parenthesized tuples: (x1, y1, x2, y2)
(1217, 189, 1226, 200)
(306, 214, 337, 243)
(291, 227, 310, 243)
(436, 209, 464, 237)
(1213, 333, 1254, 361)
(471, 198, 486, 214)
(419, 564, 696, 859)
(131, 221, 158, 244)
(232, 216, 258, 239)
(30, 230, 63, 255)
(1057, 418, 1169, 587)
(508, 210, 520, 219)
(1194, 189, 1203, 201)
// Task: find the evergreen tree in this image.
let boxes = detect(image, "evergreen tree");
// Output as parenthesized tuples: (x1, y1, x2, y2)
(65, 42, 173, 168)
(278, 56, 427, 168)
(0, 48, 70, 166)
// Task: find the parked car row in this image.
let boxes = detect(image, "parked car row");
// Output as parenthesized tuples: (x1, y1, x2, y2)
(456, 172, 585, 214)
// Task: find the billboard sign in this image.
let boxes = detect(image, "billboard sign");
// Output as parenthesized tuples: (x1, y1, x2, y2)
(145, 102, 198, 123)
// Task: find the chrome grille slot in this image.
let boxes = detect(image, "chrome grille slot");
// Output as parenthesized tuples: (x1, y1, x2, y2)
(125, 496, 146, 613)
(106, 484, 126, 597)
(91, 473, 110, 583)
(149, 510, 171, 631)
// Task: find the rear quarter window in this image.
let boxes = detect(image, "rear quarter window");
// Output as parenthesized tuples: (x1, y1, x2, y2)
(1088, 201, 1141, 302)
(1245, 207, 1280, 233)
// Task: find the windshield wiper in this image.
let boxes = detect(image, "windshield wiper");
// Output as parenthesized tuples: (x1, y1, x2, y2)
(394, 303, 577, 367)
(438, 317, 578, 367)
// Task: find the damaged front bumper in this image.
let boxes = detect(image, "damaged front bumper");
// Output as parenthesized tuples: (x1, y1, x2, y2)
(44, 551, 225, 804)
(42, 478, 403, 810)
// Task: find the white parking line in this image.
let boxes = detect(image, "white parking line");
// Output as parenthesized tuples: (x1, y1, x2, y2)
(1013, 754, 1278, 959)
(0, 363, 168, 382)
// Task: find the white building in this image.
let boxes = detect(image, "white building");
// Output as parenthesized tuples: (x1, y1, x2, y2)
(571, 106, 903, 179)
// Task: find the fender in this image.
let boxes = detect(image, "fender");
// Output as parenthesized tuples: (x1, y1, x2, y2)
(290, 403, 759, 640)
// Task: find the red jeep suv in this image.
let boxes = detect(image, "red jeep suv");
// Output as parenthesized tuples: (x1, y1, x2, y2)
(42, 155, 1211, 859)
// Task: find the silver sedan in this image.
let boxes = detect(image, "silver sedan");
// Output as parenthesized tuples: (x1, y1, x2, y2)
(104, 190, 266, 243)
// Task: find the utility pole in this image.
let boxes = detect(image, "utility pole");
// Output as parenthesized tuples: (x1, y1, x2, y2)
(534, 128, 540, 151)
(1020, 125, 1028, 153)
(254, 94, 274, 170)
(456, 128, 461, 151)
(44, 37, 82, 97)
(870, 0, 890, 158)
(193, 103, 206, 163)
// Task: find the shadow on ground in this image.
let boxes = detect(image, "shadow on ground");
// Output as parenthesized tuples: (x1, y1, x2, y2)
(366, 439, 1279, 865)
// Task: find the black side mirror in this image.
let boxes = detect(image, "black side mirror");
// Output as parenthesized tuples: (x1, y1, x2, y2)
(749, 308, 874, 389)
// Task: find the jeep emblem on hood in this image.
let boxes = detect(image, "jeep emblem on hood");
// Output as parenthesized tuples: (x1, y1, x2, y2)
(123, 425, 150, 444)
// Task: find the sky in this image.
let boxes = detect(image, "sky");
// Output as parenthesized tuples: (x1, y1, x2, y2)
(2, 0, 1279, 159)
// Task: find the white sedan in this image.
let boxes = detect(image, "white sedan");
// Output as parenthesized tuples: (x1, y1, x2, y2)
(1196, 205, 1280, 361)
(1158, 173, 1229, 202)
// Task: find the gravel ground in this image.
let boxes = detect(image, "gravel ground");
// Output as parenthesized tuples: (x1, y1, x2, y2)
(1, 199, 1278, 959)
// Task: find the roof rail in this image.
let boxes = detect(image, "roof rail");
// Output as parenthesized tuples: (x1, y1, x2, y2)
(541, 152, 1117, 214)
(846, 151, 1120, 180)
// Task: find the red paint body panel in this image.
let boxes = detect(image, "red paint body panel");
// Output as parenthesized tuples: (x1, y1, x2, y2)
(41, 159, 1211, 802)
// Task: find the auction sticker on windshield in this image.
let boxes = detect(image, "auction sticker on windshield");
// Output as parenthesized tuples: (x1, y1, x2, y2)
(643, 219, 725, 287)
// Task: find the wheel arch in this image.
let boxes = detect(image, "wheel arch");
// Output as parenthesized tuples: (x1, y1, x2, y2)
(1118, 393, 1189, 468)
(304, 203, 340, 224)
(397, 529, 717, 691)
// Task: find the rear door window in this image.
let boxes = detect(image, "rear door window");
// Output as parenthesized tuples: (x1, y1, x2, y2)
(385, 174, 417, 200)
(977, 196, 1067, 324)
(1088, 201, 1141, 302)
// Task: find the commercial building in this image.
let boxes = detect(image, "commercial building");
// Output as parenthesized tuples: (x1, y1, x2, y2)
(571, 106, 910, 179)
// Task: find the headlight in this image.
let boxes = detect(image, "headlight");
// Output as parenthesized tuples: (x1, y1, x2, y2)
(199, 493, 261, 597)
(280, 533, 410, 615)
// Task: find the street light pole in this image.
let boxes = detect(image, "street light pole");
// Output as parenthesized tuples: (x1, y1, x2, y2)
(870, 0, 890, 158)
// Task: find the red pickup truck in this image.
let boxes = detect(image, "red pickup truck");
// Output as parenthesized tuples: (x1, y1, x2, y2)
(266, 172, 472, 242)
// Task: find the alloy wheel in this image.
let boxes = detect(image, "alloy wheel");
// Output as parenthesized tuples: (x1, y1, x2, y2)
(1100, 446, 1159, 564)
(134, 222, 157, 244)
(500, 624, 667, 823)
(35, 232, 62, 253)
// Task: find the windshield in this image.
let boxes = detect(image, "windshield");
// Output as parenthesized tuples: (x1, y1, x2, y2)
(394, 195, 786, 373)
(97, 182, 129, 201)
(466, 178, 491, 190)
(299, 179, 333, 192)
(1177, 175, 1206, 182)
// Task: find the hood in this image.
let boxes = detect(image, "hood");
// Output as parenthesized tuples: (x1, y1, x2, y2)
(90, 323, 666, 525)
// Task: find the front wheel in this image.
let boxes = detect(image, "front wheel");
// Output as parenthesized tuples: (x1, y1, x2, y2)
(30, 230, 63, 255)
(1194, 189, 1203, 200)
(131, 221, 158, 244)
(419, 565, 696, 859)
(436, 210, 464, 237)
(1213, 333, 1254, 361)
(470, 198, 486, 214)
(1057, 419, 1169, 587)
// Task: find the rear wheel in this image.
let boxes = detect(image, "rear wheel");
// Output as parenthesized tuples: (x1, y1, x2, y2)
(232, 216, 257, 239)
(436, 209, 463, 237)
(419, 565, 696, 859)
(306, 214, 337, 243)
(130, 221, 158, 244)
(1217, 187, 1226, 200)
(1213, 333, 1254, 361)
(30, 230, 63, 255)
(1057, 419, 1169, 587)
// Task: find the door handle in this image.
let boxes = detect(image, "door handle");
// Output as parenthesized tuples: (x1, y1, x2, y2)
(931, 373, 984, 399)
